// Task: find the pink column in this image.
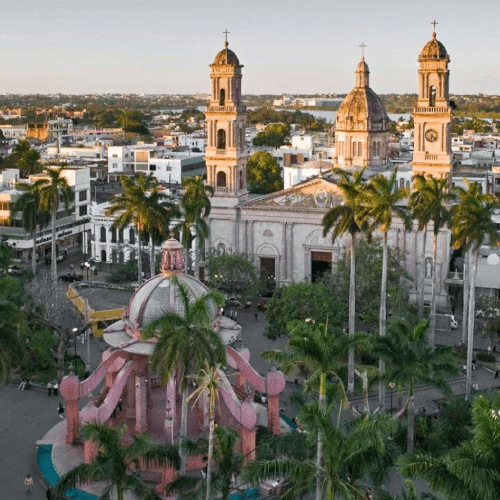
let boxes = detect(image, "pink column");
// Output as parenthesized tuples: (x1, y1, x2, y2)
(165, 378, 176, 444)
(267, 394, 280, 435)
(135, 371, 148, 432)
(84, 439, 98, 464)
(126, 373, 136, 420)
(158, 466, 177, 498)
(60, 374, 80, 445)
(241, 427, 256, 462)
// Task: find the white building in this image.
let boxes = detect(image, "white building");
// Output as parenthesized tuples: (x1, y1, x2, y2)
(0, 125, 25, 139)
(0, 166, 91, 262)
(45, 144, 108, 161)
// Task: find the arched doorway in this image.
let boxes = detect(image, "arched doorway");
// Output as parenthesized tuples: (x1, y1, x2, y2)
(101, 249, 107, 262)
(217, 171, 227, 188)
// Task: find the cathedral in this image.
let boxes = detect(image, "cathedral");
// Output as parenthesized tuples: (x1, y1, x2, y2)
(205, 30, 453, 308)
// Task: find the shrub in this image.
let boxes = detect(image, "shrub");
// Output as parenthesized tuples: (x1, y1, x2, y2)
(476, 351, 496, 363)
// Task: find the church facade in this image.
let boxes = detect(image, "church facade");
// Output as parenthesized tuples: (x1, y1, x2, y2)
(206, 32, 453, 309)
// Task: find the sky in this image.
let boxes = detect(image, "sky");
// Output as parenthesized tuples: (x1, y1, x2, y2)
(1, 0, 500, 96)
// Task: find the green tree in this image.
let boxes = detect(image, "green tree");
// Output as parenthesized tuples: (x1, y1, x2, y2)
(142, 277, 225, 474)
(205, 252, 259, 298)
(322, 168, 368, 394)
(12, 139, 41, 177)
(106, 174, 160, 285)
(33, 167, 74, 284)
(117, 110, 150, 135)
(53, 420, 180, 500)
(373, 317, 458, 451)
(361, 168, 412, 408)
(265, 282, 345, 341)
(399, 395, 500, 500)
(262, 320, 370, 500)
(451, 180, 500, 400)
(177, 175, 214, 276)
(0, 242, 13, 275)
(243, 403, 397, 500)
(246, 151, 283, 194)
(10, 183, 49, 277)
(476, 294, 500, 349)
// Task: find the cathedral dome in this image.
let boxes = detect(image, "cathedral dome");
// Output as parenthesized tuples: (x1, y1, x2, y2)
(419, 32, 449, 61)
(213, 41, 240, 66)
(336, 88, 388, 132)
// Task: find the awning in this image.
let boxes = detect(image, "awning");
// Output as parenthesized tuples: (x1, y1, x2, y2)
(4, 239, 33, 249)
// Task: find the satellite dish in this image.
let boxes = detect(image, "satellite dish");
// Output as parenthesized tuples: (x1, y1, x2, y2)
(487, 253, 500, 266)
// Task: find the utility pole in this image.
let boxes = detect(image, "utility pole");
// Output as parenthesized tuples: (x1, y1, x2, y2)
(85, 297, 91, 373)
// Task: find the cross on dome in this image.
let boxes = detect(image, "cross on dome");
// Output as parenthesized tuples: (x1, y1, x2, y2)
(431, 20, 438, 34)
(359, 42, 367, 59)
(223, 29, 230, 47)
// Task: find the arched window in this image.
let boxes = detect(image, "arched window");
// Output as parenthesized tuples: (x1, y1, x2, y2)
(353, 142, 357, 157)
(430, 85, 436, 107)
(100, 226, 106, 243)
(111, 227, 117, 243)
(376, 142, 381, 157)
(406, 180, 411, 189)
(372, 141, 377, 157)
(358, 142, 363, 156)
(129, 228, 135, 244)
(217, 171, 227, 188)
(217, 129, 226, 150)
(219, 89, 225, 106)
(239, 170, 244, 190)
(118, 228, 124, 243)
(400, 178, 405, 189)
(101, 249, 107, 262)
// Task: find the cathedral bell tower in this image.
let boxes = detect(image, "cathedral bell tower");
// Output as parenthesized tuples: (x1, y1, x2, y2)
(411, 26, 453, 178)
(205, 34, 248, 206)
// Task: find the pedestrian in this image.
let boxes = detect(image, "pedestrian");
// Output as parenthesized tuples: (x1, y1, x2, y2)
(495, 363, 499, 379)
(47, 381, 53, 397)
(254, 312, 258, 322)
(24, 474, 33, 494)
(18, 378, 28, 391)
(53, 381, 59, 397)
(46, 486, 52, 500)
(58, 403, 65, 420)
(230, 310, 234, 320)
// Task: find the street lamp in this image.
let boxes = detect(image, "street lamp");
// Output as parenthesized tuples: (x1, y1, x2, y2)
(389, 381, 396, 415)
(72, 327, 78, 375)
(84, 261, 90, 281)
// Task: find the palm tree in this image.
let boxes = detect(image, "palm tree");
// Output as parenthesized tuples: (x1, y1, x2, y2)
(178, 175, 214, 276)
(142, 277, 225, 474)
(360, 168, 412, 409)
(10, 183, 49, 277)
(451, 180, 500, 400)
(408, 173, 429, 318)
(52, 420, 180, 500)
(13, 140, 41, 177)
(106, 174, 164, 285)
(261, 319, 371, 500)
(372, 316, 458, 452)
(243, 402, 397, 500)
(322, 168, 368, 394)
(409, 175, 454, 346)
(399, 395, 500, 500)
(33, 167, 73, 284)
(186, 363, 225, 500)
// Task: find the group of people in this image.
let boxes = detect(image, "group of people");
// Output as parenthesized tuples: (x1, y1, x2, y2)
(47, 381, 59, 397)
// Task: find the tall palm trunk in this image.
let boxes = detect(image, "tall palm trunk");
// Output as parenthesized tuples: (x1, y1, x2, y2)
(429, 233, 439, 348)
(51, 209, 57, 284)
(316, 373, 326, 500)
(462, 249, 469, 345)
(418, 227, 427, 317)
(149, 234, 155, 278)
(31, 228, 37, 278)
(378, 231, 388, 409)
(179, 386, 189, 474)
(347, 233, 356, 394)
(407, 381, 415, 452)
(206, 395, 215, 500)
(137, 228, 143, 285)
(465, 248, 479, 401)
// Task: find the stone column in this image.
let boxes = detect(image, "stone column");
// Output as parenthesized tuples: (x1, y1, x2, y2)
(281, 223, 287, 282)
(135, 364, 148, 433)
(126, 373, 136, 420)
(287, 223, 293, 282)
(267, 394, 281, 435)
(242, 220, 248, 254)
(248, 221, 254, 256)
(241, 427, 256, 463)
(61, 373, 80, 445)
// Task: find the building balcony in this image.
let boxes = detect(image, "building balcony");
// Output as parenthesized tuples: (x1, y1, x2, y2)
(414, 106, 451, 114)
(216, 150, 226, 155)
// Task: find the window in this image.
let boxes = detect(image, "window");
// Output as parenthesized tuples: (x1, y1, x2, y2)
(100, 226, 106, 243)
(119, 229, 124, 243)
(78, 190, 87, 202)
(101, 249, 107, 262)
(219, 89, 226, 106)
(79, 205, 88, 216)
(429, 86, 436, 107)
(112, 163, 118, 169)
(112, 154, 118, 158)
(129, 228, 135, 244)
(217, 129, 226, 150)
(217, 171, 227, 188)
(111, 227, 117, 243)
(400, 178, 405, 189)
(358, 142, 363, 156)
(166, 166, 172, 171)
(406, 180, 411, 189)
(149, 164, 156, 171)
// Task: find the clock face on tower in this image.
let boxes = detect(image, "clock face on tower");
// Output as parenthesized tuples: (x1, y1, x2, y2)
(425, 129, 438, 143)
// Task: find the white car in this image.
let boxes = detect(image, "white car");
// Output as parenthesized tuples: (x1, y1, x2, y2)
(450, 315, 458, 329)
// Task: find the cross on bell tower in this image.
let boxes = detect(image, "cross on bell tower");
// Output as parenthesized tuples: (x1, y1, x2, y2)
(359, 42, 366, 58)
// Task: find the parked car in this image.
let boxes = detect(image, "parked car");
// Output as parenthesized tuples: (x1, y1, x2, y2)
(449, 315, 458, 329)
(59, 273, 84, 282)
(7, 265, 23, 276)
(225, 295, 241, 307)
(45, 254, 64, 265)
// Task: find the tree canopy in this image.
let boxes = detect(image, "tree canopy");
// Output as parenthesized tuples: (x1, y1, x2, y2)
(246, 151, 283, 194)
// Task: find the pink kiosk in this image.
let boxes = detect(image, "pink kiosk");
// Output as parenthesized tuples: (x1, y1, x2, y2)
(60, 237, 286, 493)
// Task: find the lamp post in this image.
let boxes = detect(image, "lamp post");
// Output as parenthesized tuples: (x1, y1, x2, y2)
(389, 381, 395, 415)
(84, 261, 90, 281)
(72, 327, 78, 375)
